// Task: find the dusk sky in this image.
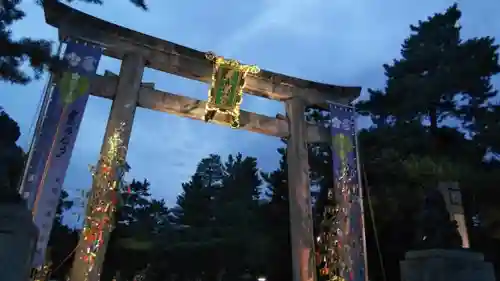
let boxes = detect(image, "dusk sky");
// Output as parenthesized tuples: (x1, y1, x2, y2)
(1, 0, 499, 225)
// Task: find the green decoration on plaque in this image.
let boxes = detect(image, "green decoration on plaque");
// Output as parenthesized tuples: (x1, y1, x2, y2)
(205, 52, 260, 128)
(58, 71, 90, 105)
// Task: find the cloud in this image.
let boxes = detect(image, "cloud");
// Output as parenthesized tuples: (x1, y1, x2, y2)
(216, 0, 324, 54)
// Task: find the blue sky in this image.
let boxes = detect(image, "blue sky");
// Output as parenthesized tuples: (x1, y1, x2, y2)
(1, 0, 499, 223)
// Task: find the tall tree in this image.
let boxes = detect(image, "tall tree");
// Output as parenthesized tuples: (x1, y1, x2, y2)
(101, 179, 170, 281)
(173, 173, 217, 228)
(214, 153, 263, 279)
(355, 3, 500, 231)
(47, 189, 78, 280)
(354, 4, 500, 280)
(357, 4, 500, 143)
(150, 153, 267, 281)
(195, 154, 225, 190)
(261, 147, 293, 281)
(162, 155, 224, 281)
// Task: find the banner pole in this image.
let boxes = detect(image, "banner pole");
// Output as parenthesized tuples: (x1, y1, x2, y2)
(19, 42, 63, 208)
(327, 101, 369, 281)
(353, 106, 370, 281)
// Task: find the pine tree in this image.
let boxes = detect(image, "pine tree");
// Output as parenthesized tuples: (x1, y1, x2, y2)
(101, 179, 171, 281)
(261, 147, 293, 281)
(262, 147, 288, 204)
(357, 4, 500, 137)
(194, 154, 225, 190)
(53, 189, 73, 224)
(166, 155, 225, 281)
(217, 153, 261, 222)
(173, 174, 214, 227)
(47, 190, 78, 280)
(172, 154, 223, 227)
(353, 4, 500, 279)
(214, 153, 263, 278)
(116, 179, 152, 227)
(0, 0, 147, 84)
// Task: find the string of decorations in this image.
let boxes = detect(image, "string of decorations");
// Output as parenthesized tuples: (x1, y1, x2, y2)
(132, 264, 150, 281)
(33, 263, 51, 281)
(317, 163, 358, 281)
(317, 104, 362, 281)
(316, 169, 345, 281)
(204, 52, 260, 128)
(79, 122, 130, 279)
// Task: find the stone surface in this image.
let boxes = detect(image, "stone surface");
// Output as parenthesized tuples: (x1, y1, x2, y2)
(400, 249, 496, 281)
(438, 182, 470, 248)
(414, 188, 462, 250)
(0, 203, 38, 281)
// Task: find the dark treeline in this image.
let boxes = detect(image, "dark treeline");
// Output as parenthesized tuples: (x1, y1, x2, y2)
(2, 3, 500, 281)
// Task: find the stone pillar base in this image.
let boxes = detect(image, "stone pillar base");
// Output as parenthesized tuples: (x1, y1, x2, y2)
(400, 249, 495, 281)
(0, 203, 38, 281)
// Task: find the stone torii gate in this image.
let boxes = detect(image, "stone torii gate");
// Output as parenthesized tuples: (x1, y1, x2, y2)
(42, 2, 361, 281)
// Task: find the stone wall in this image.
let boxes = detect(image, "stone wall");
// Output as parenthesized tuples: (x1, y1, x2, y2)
(400, 249, 495, 281)
(0, 203, 38, 281)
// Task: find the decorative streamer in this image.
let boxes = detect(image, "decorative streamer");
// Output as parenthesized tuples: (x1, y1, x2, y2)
(318, 103, 366, 281)
(78, 123, 130, 280)
(29, 40, 102, 269)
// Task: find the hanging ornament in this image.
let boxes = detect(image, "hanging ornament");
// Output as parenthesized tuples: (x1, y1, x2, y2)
(78, 123, 132, 278)
(33, 261, 52, 281)
(204, 52, 260, 128)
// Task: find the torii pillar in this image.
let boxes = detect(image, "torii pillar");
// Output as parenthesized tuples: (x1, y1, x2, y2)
(69, 53, 145, 281)
(286, 96, 317, 281)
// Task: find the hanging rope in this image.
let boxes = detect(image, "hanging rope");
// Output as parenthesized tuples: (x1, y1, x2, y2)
(27, 42, 63, 148)
(27, 79, 49, 146)
(19, 69, 52, 195)
(46, 241, 79, 280)
(362, 164, 387, 281)
(19, 42, 63, 196)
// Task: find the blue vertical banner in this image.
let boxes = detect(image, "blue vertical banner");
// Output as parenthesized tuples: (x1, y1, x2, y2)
(28, 40, 102, 268)
(329, 103, 366, 281)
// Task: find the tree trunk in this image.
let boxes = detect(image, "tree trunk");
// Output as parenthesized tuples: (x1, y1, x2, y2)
(429, 108, 438, 134)
(429, 107, 440, 155)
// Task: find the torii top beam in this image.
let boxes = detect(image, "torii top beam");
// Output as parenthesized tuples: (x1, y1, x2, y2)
(42, 1, 361, 107)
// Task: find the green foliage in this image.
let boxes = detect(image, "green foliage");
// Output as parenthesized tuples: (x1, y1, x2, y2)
(98, 151, 295, 281)
(153, 153, 266, 281)
(47, 189, 78, 280)
(354, 3, 500, 280)
(260, 147, 293, 281)
(0, 0, 57, 84)
(215, 153, 262, 272)
(0, 0, 147, 84)
(102, 179, 169, 281)
(53, 189, 74, 224)
(357, 4, 500, 137)
(172, 154, 222, 228)
(262, 147, 288, 203)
